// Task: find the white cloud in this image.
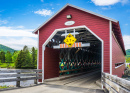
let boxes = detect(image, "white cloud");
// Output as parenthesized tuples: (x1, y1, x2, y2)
(0, 26, 37, 50)
(0, 26, 37, 37)
(123, 35, 130, 50)
(16, 25, 24, 29)
(34, 9, 53, 16)
(0, 37, 37, 50)
(0, 20, 8, 25)
(41, 0, 44, 2)
(91, 0, 128, 6)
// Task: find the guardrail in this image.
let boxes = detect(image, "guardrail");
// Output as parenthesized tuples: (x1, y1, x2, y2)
(102, 72, 130, 93)
(0, 69, 42, 87)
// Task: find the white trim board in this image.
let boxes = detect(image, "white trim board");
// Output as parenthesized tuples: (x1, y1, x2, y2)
(42, 25, 104, 83)
(110, 21, 112, 75)
(33, 4, 118, 33)
(115, 63, 125, 69)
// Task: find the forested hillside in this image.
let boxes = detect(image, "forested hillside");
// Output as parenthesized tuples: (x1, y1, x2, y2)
(126, 49, 130, 58)
(0, 44, 16, 54)
(126, 49, 130, 63)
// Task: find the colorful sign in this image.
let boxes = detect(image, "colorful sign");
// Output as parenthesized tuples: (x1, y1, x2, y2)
(64, 33, 77, 47)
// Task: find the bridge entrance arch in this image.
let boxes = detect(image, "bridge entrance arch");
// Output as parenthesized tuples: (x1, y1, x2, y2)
(41, 26, 103, 82)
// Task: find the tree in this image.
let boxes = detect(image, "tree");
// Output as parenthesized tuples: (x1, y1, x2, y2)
(12, 51, 19, 63)
(5, 51, 12, 63)
(21, 45, 33, 68)
(0, 51, 5, 63)
(126, 57, 130, 63)
(31, 47, 37, 68)
(15, 50, 24, 68)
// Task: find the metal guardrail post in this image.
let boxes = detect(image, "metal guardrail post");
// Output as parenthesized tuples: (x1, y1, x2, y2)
(16, 72, 20, 87)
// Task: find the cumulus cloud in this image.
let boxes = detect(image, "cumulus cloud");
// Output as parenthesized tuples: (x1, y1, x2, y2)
(34, 9, 53, 16)
(0, 26, 37, 37)
(0, 26, 37, 50)
(0, 37, 37, 50)
(123, 35, 130, 50)
(91, 0, 128, 6)
(0, 20, 8, 25)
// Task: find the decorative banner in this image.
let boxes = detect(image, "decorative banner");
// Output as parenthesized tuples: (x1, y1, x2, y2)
(64, 33, 77, 47)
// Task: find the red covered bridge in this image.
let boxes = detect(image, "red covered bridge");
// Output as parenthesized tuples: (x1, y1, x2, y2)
(33, 4, 126, 84)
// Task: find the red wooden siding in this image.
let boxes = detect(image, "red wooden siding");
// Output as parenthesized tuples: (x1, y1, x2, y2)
(38, 6, 110, 79)
(112, 34, 125, 77)
(44, 47, 60, 79)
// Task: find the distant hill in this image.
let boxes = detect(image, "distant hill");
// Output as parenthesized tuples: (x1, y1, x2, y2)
(0, 44, 16, 54)
(126, 49, 130, 58)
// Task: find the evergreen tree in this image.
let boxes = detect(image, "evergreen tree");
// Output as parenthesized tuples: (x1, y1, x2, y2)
(0, 51, 5, 63)
(31, 47, 37, 68)
(5, 51, 12, 63)
(0, 51, 1, 62)
(15, 50, 24, 68)
(21, 45, 32, 68)
(12, 51, 19, 63)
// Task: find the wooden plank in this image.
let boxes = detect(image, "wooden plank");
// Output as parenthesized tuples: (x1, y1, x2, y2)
(0, 77, 42, 83)
(102, 81, 118, 93)
(103, 77, 120, 92)
(0, 73, 42, 78)
(102, 72, 130, 90)
(0, 69, 42, 73)
(119, 87, 130, 93)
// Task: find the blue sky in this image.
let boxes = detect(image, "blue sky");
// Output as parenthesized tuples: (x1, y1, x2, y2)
(0, 0, 130, 50)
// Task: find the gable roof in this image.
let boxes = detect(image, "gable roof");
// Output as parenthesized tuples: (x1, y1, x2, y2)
(32, 4, 118, 34)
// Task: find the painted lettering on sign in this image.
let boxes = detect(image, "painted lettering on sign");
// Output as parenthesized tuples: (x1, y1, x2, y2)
(64, 33, 77, 47)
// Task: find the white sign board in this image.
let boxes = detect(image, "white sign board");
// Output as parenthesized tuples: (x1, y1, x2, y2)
(65, 21, 75, 26)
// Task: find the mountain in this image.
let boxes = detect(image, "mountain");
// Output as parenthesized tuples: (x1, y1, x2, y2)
(0, 44, 16, 54)
(126, 49, 130, 58)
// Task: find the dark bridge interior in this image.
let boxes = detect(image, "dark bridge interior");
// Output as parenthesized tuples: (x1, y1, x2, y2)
(46, 28, 102, 76)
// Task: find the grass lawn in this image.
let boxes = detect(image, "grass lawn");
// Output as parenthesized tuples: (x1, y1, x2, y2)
(0, 63, 15, 68)
(0, 85, 9, 89)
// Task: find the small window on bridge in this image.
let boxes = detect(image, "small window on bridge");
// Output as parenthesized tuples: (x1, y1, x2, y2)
(115, 62, 124, 68)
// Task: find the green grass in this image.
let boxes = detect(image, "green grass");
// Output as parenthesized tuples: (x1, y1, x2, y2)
(0, 63, 15, 68)
(0, 85, 9, 89)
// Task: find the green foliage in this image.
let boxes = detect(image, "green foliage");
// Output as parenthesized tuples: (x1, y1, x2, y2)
(0, 44, 16, 54)
(5, 51, 12, 63)
(0, 45, 37, 69)
(0, 51, 5, 63)
(21, 46, 33, 68)
(12, 51, 19, 63)
(31, 47, 37, 69)
(126, 49, 130, 63)
(0, 85, 8, 89)
(126, 57, 130, 63)
(15, 50, 24, 68)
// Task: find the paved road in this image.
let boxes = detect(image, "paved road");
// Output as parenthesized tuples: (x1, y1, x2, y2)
(45, 70, 101, 89)
(1, 71, 104, 93)
(1, 84, 104, 93)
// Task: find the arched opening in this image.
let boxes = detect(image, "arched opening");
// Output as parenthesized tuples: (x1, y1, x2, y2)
(42, 26, 103, 89)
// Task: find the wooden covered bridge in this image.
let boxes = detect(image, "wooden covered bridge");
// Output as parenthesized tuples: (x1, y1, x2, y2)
(0, 4, 129, 93)
(33, 4, 126, 81)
